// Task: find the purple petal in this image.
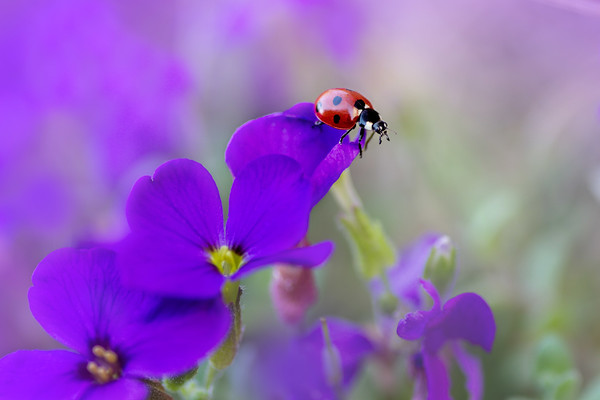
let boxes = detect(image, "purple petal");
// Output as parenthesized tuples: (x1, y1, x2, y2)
(397, 280, 443, 341)
(0, 350, 91, 400)
(226, 155, 311, 259)
(232, 241, 334, 280)
(255, 336, 322, 400)
(420, 279, 442, 312)
(309, 142, 359, 205)
(80, 378, 147, 400)
(126, 158, 223, 250)
(397, 310, 432, 341)
(122, 297, 231, 377)
(226, 103, 339, 177)
(423, 352, 452, 400)
(118, 233, 224, 298)
(303, 317, 375, 388)
(452, 342, 484, 400)
(282, 102, 322, 119)
(408, 352, 428, 399)
(253, 317, 373, 399)
(423, 292, 496, 354)
(387, 234, 442, 307)
(29, 248, 119, 353)
(225, 103, 358, 207)
(30, 248, 230, 377)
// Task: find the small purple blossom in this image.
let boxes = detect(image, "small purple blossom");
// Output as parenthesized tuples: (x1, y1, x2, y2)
(251, 318, 374, 400)
(118, 155, 334, 299)
(388, 233, 453, 308)
(225, 102, 360, 207)
(369, 233, 449, 311)
(0, 248, 230, 399)
(396, 280, 496, 400)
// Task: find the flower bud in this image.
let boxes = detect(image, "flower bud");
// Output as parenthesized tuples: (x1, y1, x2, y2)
(423, 235, 456, 297)
(270, 265, 318, 325)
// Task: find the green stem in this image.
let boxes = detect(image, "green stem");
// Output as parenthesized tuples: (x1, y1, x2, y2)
(330, 170, 397, 280)
(330, 170, 362, 213)
(209, 285, 243, 370)
(203, 362, 219, 397)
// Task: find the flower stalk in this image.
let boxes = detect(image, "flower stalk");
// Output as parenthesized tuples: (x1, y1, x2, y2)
(331, 170, 396, 280)
(210, 285, 243, 371)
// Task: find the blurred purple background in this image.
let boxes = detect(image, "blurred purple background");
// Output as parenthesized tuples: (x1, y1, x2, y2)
(1, 0, 599, 397)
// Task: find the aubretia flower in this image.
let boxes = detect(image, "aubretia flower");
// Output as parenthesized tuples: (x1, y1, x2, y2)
(252, 318, 374, 400)
(118, 155, 333, 299)
(0, 248, 230, 400)
(368, 233, 450, 316)
(226, 102, 360, 206)
(396, 280, 496, 400)
(388, 233, 454, 308)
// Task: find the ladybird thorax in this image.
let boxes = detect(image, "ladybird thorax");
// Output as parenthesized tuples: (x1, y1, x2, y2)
(358, 108, 382, 131)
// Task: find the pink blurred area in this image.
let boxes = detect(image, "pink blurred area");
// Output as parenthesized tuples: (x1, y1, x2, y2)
(0, 0, 599, 364)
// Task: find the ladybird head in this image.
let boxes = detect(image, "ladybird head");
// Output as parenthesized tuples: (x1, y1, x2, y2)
(373, 120, 388, 134)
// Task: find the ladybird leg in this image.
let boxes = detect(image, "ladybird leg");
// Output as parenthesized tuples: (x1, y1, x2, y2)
(357, 127, 366, 158)
(339, 125, 356, 144)
(314, 120, 324, 126)
(377, 130, 390, 145)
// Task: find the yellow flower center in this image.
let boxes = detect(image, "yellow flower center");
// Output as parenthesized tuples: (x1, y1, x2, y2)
(86, 345, 121, 384)
(208, 246, 244, 304)
(208, 246, 244, 277)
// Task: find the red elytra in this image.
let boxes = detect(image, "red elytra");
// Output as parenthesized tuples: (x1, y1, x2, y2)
(314, 88, 391, 158)
(314, 88, 373, 130)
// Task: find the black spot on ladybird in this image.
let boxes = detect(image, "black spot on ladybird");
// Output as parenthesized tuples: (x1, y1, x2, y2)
(333, 114, 341, 124)
(332, 96, 342, 106)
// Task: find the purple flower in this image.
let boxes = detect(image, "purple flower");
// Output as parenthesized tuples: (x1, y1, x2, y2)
(369, 233, 451, 311)
(251, 318, 374, 400)
(0, 248, 230, 399)
(388, 233, 453, 308)
(396, 280, 496, 400)
(118, 155, 334, 299)
(225, 103, 360, 207)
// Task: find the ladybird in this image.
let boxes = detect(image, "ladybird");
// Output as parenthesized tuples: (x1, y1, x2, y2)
(314, 88, 390, 157)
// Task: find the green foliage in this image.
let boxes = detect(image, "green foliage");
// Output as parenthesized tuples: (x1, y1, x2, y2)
(534, 334, 581, 400)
